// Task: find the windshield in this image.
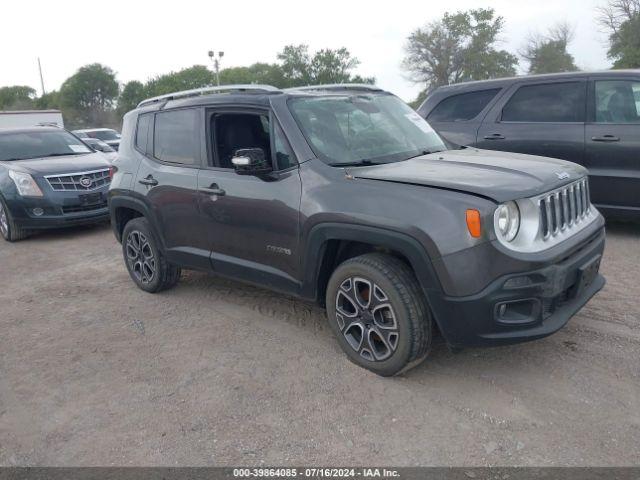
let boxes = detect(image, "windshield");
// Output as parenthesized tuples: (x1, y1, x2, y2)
(0, 130, 92, 161)
(289, 93, 447, 165)
(91, 129, 120, 141)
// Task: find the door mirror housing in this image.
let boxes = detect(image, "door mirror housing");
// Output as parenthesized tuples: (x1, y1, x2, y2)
(231, 148, 272, 175)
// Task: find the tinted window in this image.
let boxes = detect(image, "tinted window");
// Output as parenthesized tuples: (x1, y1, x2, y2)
(428, 89, 501, 122)
(0, 130, 92, 161)
(502, 82, 585, 122)
(274, 122, 297, 170)
(92, 129, 120, 141)
(595, 80, 640, 124)
(154, 109, 200, 165)
(135, 113, 151, 152)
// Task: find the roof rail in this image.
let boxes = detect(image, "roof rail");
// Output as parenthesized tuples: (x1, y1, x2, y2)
(286, 83, 384, 93)
(137, 84, 280, 108)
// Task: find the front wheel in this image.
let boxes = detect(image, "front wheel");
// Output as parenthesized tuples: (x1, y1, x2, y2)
(326, 253, 432, 376)
(121, 217, 181, 293)
(0, 196, 28, 242)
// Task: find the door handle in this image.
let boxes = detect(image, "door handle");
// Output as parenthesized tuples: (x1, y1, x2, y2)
(591, 135, 620, 142)
(199, 183, 226, 196)
(138, 175, 158, 186)
(483, 133, 505, 140)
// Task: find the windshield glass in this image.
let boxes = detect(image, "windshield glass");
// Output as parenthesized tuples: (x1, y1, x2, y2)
(0, 130, 92, 161)
(289, 93, 447, 165)
(92, 130, 120, 141)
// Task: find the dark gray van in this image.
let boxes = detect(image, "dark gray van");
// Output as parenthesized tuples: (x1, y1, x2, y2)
(418, 70, 640, 220)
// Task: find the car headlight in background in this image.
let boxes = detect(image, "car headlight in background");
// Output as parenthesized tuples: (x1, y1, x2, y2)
(494, 201, 520, 242)
(9, 170, 43, 197)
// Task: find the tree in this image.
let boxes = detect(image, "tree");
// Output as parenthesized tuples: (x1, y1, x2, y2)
(34, 90, 61, 110)
(0, 86, 36, 109)
(118, 80, 146, 116)
(144, 65, 214, 97)
(219, 62, 287, 87)
(277, 44, 374, 87)
(60, 63, 119, 126)
(521, 23, 579, 74)
(598, 0, 640, 67)
(403, 8, 518, 94)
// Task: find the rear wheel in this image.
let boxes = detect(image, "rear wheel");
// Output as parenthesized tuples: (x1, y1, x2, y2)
(122, 217, 181, 293)
(0, 197, 29, 242)
(326, 253, 432, 376)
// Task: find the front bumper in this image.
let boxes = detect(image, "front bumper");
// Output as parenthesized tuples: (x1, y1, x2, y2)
(5, 188, 110, 230)
(428, 226, 606, 347)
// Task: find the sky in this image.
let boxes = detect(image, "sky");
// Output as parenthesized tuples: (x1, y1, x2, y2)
(1, 0, 612, 103)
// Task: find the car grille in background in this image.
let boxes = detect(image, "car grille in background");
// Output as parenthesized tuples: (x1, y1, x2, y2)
(539, 178, 591, 239)
(62, 202, 108, 214)
(46, 169, 111, 191)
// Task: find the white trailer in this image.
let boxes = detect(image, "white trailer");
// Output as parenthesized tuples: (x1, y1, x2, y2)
(0, 110, 64, 128)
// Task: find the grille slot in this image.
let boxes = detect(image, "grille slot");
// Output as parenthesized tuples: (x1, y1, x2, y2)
(538, 178, 591, 241)
(62, 202, 108, 214)
(45, 169, 111, 191)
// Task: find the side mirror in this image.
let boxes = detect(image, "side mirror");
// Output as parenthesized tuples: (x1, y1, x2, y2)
(231, 148, 272, 175)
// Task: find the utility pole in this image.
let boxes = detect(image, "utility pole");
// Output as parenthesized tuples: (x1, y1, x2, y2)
(37, 57, 46, 96)
(208, 50, 224, 86)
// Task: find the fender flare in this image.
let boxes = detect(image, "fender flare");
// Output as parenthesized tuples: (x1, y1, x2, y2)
(301, 223, 443, 302)
(108, 194, 163, 250)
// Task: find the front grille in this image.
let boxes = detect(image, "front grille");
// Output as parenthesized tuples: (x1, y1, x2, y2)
(45, 169, 111, 191)
(538, 178, 591, 240)
(62, 202, 108, 214)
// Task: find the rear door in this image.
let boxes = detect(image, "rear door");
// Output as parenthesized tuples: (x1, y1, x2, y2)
(421, 88, 504, 146)
(133, 107, 210, 270)
(476, 80, 587, 165)
(585, 77, 640, 212)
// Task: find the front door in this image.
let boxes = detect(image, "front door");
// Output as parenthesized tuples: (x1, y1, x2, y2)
(476, 80, 587, 166)
(585, 78, 640, 212)
(197, 109, 302, 294)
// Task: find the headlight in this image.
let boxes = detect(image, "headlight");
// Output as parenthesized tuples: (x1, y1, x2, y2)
(494, 201, 520, 242)
(8, 170, 43, 197)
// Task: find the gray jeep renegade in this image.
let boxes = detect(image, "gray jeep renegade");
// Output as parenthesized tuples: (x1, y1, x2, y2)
(108, 84, 605, 376)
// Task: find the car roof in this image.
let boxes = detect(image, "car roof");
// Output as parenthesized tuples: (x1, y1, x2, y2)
(134, 84, 390, 112)
(0, 126, 64, 135)
(434, 69, 640, 93)
(72, 128, 116, 132)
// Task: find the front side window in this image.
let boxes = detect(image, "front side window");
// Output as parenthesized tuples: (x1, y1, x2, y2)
(428, 89, 501, 122)
(502, 82, 585, 123)
(289, 93, 447, 165)
(154, 109, 200, 165)
(0, 130, 92, 161)
(595, 80, 640, 124)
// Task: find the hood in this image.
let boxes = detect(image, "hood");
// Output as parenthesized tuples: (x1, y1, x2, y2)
(1, 153, 111, 176)
(352, 148, 587, 203)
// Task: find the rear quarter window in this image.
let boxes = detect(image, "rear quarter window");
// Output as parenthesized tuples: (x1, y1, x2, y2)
(427, 89, 501, 122)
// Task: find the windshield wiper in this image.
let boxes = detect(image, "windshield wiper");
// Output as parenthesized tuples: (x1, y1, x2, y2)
(403, 149, 441, 161)
(331, 159, 382, 167)
(45, 152, 91, 157)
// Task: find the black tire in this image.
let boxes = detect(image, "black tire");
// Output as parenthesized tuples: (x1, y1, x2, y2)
(0, 196, 29, 242)
(326, 253, 432, 376)
(121, 217, 181, 293)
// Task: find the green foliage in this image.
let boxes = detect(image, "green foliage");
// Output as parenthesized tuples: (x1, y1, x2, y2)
(0, 85, 36, 109)
(522, 23, 579, 74)
(403, 8, 518, 92)
(277, 44, 373, 87)
(34, 90, 61, 110)
(219, 62, 286, 87)
(144, 65, 214, 97)
(610, 14, 640, 67)
(118, 80, 146, 116)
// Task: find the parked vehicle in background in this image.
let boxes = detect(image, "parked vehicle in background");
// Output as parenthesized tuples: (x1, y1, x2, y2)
(0, 110, 64, 128)
(81, 137, 118, 163)
(0, 126, 112, 241)
(73, 128, 121, 151)
(418, 70, 640, 220)
(109, 84, 605, 376)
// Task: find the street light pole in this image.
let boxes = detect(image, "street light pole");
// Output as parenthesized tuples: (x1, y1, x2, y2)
(37, 57, 46, 96)
(208, 50, 224, 86)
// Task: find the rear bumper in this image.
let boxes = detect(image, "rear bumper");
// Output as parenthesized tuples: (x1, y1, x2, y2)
(428, 227, 606, 347)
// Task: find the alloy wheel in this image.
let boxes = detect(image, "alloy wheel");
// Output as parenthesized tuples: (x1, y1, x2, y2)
(125, 230, 156, 284)
(0, 202, 8, 238)
(335, 276, 399, 361)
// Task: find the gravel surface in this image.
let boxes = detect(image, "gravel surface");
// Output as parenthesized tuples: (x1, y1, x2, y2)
(0, 221, 638, 466)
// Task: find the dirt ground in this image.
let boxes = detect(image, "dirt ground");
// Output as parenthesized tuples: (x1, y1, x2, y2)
(0, 221, 638, 466)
